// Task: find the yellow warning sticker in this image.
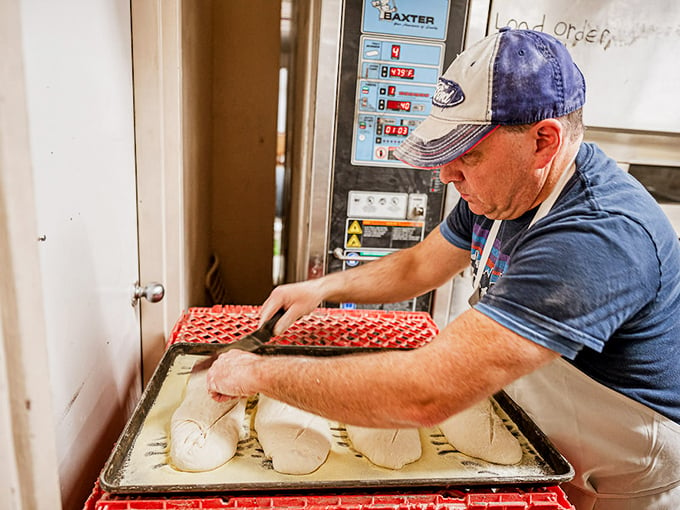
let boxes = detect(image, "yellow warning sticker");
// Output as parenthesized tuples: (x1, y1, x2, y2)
(348, 220, 363, 235)
(346, 234, 362, 247)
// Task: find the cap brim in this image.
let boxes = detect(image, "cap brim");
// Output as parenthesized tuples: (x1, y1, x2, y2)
(394, 122, 499, 169)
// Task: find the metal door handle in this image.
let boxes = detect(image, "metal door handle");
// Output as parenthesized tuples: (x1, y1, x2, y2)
(131, 281, 165, 306)
(332, 247, 378, 262)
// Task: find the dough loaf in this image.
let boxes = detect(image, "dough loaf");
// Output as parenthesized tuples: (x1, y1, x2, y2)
(438, 398, 522, 465)
(169, 367, 246, 472)
(345, 425, 421, 469)
(254, 394, 332, 475)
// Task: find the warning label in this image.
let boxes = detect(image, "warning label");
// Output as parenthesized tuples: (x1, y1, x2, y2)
(346, 234, 362, 248)
(347, 220, 363, 235)
(344, 219, 424, 249)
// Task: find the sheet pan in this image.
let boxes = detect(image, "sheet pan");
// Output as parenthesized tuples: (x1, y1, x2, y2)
(100, 342, 573, 494)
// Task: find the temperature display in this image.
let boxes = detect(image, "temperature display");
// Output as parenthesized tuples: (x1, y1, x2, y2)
(383, 125, 409, 136)
(389, 66, 415, 79)
(386, 100, 411, 112)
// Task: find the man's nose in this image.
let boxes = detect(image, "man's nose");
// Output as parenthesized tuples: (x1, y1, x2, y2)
(439, 161, 463, 184)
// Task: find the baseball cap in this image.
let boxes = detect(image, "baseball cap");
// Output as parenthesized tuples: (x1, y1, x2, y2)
(394, 27, 586, 169)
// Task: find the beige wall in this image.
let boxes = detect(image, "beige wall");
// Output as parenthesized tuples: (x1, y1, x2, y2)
(181, 1, 281, 307)
(182, 0, 214, 307)
(210, 1, 281, 306)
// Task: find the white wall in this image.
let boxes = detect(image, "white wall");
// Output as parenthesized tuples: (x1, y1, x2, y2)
(0, 0, 62, 507)
(18, 1, 143, 508)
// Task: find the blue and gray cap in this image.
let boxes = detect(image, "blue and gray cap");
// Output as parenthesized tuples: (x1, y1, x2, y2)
(394, 28, 586, 169)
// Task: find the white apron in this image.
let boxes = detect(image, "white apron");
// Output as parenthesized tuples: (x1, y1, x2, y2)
(470, 162, 680, 509)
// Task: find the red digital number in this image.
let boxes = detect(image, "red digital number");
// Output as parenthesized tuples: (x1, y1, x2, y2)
(391, 45, 401, 59)
(386, 100, 411, 112)
(389, 67, 415, 79)
(384, 125, 409, 136)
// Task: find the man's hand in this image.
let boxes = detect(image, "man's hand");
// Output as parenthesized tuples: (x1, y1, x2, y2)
(258, 228, 469, 337)
(259, 280, 326, 335)
(206, 350, 262, 402)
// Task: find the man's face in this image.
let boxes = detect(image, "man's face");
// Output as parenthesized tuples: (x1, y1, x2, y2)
(439, 127, 546, 220)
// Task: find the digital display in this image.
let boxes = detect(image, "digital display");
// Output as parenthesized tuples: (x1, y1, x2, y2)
(387, 85, 396, 96)
(389, 66, 415, 79)
(386, 100, 411, 112)
(383, 125, 409, 136)
(391, 44, 401, 59)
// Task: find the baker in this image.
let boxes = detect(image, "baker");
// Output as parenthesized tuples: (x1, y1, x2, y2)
(207, 28, 680, 508)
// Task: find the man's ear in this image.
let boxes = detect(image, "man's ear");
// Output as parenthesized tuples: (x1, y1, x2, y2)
(532, 119, 562, 167)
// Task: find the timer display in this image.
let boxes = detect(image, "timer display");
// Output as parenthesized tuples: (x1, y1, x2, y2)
(386, 100, 411, 112)
(389, 66, 415, 79)
(383, 125, 409, 136)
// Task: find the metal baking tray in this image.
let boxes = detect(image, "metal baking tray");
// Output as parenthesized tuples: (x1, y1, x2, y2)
(100, 342, 574, 494)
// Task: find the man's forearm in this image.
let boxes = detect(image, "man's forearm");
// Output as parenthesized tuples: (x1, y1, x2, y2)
(317, 228, 468, 305)
(208, 309, 558, 428)
(248, 347, 457, 428)
(316, 249, 425, 304)
(259, 228, 469, 333)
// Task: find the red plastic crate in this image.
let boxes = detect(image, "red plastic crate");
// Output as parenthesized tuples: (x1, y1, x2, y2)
(85, 307, 574, 510)
(86, 480, 573, 509)
(168, 306, 440, 349)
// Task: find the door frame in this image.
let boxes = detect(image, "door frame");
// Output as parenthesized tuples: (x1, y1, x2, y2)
(0, 0, 62, 506)
(131, 0, 186, 385)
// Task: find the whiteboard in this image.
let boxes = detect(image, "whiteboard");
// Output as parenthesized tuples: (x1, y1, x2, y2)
(488, 0, 680, 133)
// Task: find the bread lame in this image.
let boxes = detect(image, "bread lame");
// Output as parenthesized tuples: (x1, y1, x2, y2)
(195, 308, 285, 371)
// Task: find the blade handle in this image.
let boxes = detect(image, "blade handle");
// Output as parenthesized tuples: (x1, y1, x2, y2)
(259, 307, 286, 338)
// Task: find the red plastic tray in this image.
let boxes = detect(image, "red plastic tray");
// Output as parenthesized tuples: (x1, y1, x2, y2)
(85, 306, 573, 510)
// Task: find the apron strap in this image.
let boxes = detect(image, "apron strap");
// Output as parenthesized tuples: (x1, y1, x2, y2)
(528, 160, 576, 229)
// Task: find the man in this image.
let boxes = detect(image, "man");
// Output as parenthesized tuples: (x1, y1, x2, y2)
(207, 28, 680, 508)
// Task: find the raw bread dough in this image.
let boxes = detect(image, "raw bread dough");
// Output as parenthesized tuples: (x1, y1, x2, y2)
(254, 394, 332, 475)
(345, 425, 421, 469)
(438, 398, 522, 465)
(169, 367, 246, 472)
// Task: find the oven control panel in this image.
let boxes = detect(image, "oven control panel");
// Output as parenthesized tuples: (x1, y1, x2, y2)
(352, 36, 444, 167)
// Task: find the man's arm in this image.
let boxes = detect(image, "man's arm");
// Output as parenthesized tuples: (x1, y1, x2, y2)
(207, 307, 559, 428)
(260, 226, 470, 334)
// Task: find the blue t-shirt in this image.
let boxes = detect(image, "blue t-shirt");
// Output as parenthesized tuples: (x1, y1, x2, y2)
(441, 142, 680, 424)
